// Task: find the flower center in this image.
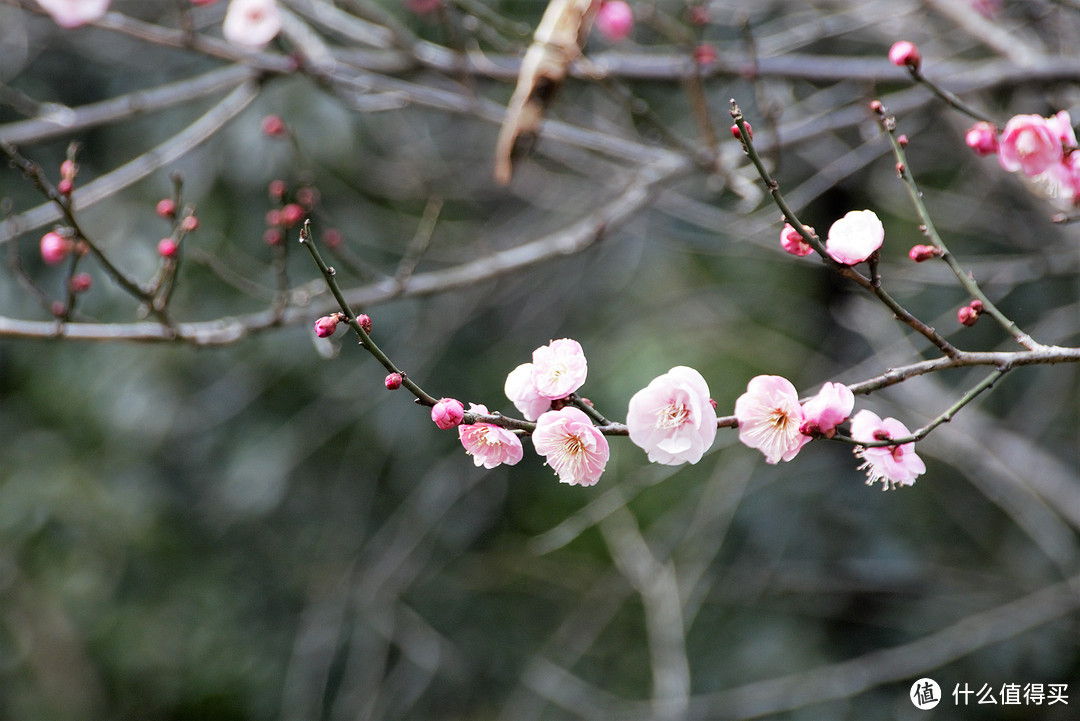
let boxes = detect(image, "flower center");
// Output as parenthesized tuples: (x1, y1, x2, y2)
(563, 434, 585, 456)
(770, 408, 793, 429)
(655, 402, 690, 430)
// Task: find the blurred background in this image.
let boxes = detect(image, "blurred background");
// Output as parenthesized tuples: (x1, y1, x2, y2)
(0, 0, 1077, 719)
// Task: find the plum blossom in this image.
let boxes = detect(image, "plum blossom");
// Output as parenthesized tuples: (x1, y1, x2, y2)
(887, 41, 921, 71)
(734, 375, 809, 464)
(458, 404, 524, 469)
(799, 382, 854, 438)
(40, 231, 72, 265)
(825, 210, 884, 265)
(531, 338, 588, 400)
(998, 114, 1063, 178)
(849, 410, 925, 489)
(627, 366, 717, 465)
(431, 398, 464, 430)
(222, 0, 281, 48)
(504, 363, 551, 421)
(780, 223, 814, 257)
(532, 407, 609, 486)
(36, 0, 110, 27)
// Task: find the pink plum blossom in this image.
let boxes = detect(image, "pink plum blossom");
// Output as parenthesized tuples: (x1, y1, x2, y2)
(734, 375, 809, 464)
(627, 366, 717, 465)
(825, 209, 884, 265)
(504, 363, 551, 421)
(531, 338, 588, 400)
(458, 403, 524, 469)
(532, 407, 609, 486)
(849, 410, 925, 489)
(431, 398, 465, 430)
(36, 0, 111, 27)
(799, 382, 854, 438)
(40, 231, 72, 265)
(222, 0, 281, 48)
(964, 121, 998, 156)
(998, 114, 1063, 178)
(780, 223, 815, 257)
(595, 0, 634, 42)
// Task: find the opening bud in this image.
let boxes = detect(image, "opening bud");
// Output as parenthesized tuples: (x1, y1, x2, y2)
(431, 398, 465, 429)
(957, 302, 982, 327)
(314, 315, 340, 338)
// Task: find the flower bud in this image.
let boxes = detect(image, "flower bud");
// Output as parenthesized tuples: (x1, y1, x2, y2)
(158, 238, 179, 258)
(964, 121, 999, 157)
(730, 122, 752, 141)
(957, 303, 980, 327)
(693, 44, 717, 66)
(357, 314, 372, 334)
(888, 40, 921, 71)
(40, 231, 72, 265)
(268, 179, 287, 200)
(261, 114, 288, 138)
(280, 203, 304, 228)
(314, 315, 339, 338)
(263, 228, 284, 246)
(68, 272, 92, 293)
(385, 373, 403, 390)
(897, 134, 909, 148)
(60, 159, 77, 181)
(431, 398, 465, 429)
(181, 215, 199, 232)
(57, 178, 74, 196)
(780, 222, 814, 257)
(595, 0, 633, 42)
(908, 244, 940, 262)
(969, 299, 983, 313)
(156, 198, 177, 219)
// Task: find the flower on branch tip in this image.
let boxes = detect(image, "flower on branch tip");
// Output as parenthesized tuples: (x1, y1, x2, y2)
(531, 339, 588, 400)
(908, 244, 940, 262)
(40, 231, 72, 265)
(627, 366, 717, 465)
(314, 315, 339, 338)
(459, 403, 524, 469)
(888, 40, 921, 71)
(532, 407, 609, 486)
(780, 223, 815, 257)
(504, 363, 551, 422)
(850, 410, 925, 489)
(965, 121, 999, 157)
(998, 114, 1063, 178)
(825, 210, 884, 265)
(36, 0, 111, 28)
(222, 0, 281, 48)
(431, 398, 465, 430)
(595, 0, 633, 42)
(799, 382, 854, 439)
(734, 375, 809, 464)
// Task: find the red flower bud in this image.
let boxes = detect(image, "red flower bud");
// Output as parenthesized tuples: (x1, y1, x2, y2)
(957, 304, 979, 327)
(731, 122, 752, 141)
(356, 314, 372, 334)
(261, 114, 288, 138)
(385, 373, 403, 390)
(888, 40, 921, 71)
(314, 315, 339, 338)
(908, 244, 940, 262)
(68, 272, 92, 293)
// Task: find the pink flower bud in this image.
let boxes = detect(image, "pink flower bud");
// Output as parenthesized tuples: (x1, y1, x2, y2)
(730, 122, 752, 141)
(268, 180, 287, 200)
(156, 198, 177, 219)
(40, 231, 72, 265)
(780, 223, 815, 257)
(869, 100, 884, 114)
(431, 398, 465, 429)
(897, 134, 909, 147)
(57, 178, 73, 196)
(385, 373, 403, 390)
(314, 315, 339, 337)
(181, 215, 199, 232)
(357, 314, 372, 334)
(965, 121, 999, 156)
(693, 44, 717, 66)
(261, 114, 288, 138)
(888, 41, 921, 71)
(51, 300, 67, 317)
(263, 228, 284, 246)
(595, 0, 633, 42)
(908, 244, 939, 262)
(68, 272, 92, 293)
(957, 304, 979, 327)
(280, 203, 304, 228)
(60, 159, 77, 181)
(158, 238, 179, 258)
(969, 299, 984, 313)
(295, 186, 318, 208)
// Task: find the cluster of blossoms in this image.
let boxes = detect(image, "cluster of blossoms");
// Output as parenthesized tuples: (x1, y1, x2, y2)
(734, 376, 925, 489)
(416, 338, 922, 490)
(779, 209, 884, 265)
(966, 111, 1080, 204)
(36, 0, 281, 48)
